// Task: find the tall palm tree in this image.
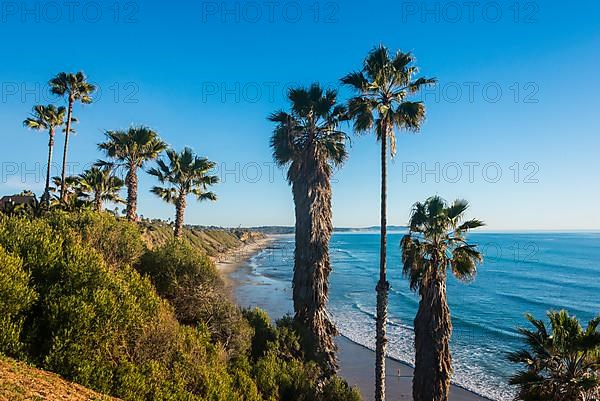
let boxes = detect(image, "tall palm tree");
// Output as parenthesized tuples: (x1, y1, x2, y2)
(400, 196, 484, 401)
(22, 104, 67, 205)
(49, 72, 96, 202)
(78, 166, 125, 211)
(509, 310, 600, 401)
(269, 84, 349, 373)
(342, 45, 436, 400)
(148, 147, 218, 238)
(97, 126, 167, 221)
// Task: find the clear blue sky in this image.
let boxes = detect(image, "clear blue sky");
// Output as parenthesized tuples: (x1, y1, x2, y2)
(1, 0, 598, 230)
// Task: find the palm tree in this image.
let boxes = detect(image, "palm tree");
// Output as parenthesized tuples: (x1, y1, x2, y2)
(97, 126, 167, 221)
(148, 147, 218, 238)
(50, 175, 85, 210)
(49, 72, 96, 202)
(22, 104, 67, 205)
(341, 45, 436, 401)
(269, 84, 349, 373)
(78, 166, 125, 211)
(400, 196, 484, 401)
(509, 310, 600, 401)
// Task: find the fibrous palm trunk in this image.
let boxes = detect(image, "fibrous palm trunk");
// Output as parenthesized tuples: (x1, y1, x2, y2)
(60, 99, 74, 202)
(292, 148, 338, 374)
(125, 164, 138, 221)
(43, 128, 55, 207)
(413, 273, 452, 401)
(174, 192, 186, 238)
(375, 126, 390, 401)
(94, 192, 102, 211)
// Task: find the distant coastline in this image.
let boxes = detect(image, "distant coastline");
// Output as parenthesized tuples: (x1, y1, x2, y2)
(244, 225, 409, 235)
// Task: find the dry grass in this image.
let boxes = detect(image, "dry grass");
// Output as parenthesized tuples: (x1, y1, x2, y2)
(0, 356, 119, 401)
(139, 221, 264, 258)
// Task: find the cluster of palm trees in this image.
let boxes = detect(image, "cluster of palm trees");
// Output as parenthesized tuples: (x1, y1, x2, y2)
(269, 45, 600, 401)
(269, 45, 483, 401)
(23, 72, 218, 237)
(18, 60, 599, 401)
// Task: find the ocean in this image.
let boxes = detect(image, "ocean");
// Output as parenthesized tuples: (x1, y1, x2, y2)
(230, 232, 600, 401)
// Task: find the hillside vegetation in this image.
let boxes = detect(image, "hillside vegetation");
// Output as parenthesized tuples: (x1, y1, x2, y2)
(0, 211, 360, 401)
(139, 220, 264, 257)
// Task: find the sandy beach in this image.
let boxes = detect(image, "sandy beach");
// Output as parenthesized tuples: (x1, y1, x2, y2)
(337, 336, 492, 401)
(217, 236, 491, 401)
(215, 236, 275, 287)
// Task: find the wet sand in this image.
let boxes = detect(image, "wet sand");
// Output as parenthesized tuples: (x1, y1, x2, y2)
(215, 236, 274, 287)
(218, 236, 491, 401)
(338, 336, 492, 401)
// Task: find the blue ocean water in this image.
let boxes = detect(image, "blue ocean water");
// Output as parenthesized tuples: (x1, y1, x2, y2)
(231, 232, 600, 400)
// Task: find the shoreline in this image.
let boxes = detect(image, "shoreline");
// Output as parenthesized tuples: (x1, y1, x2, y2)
(217, 236, 493, 401)
(337, 335, 495, 401)
(214, 235, 275, 287)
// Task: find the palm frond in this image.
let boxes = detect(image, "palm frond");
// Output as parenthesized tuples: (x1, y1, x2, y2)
(268, 83, 349, 185)
(149, 147, 218, 207)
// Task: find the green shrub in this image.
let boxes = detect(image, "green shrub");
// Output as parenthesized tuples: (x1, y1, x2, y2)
(138, 240, 252, 357)
(0, 245, 37, 357)
(138, 239, 220, 296)
(0, 213, 361, 401)
(46, 210, 145, 267)
(244, 308, 278, 360)
(0, 214, 248, 400)
(320, 377, 362, 401)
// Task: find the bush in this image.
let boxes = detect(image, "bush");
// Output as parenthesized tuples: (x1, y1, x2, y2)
(321, 377, 362, 401)
(138, 240, 252, 357)
(0, 213, 361, 401)
(138, 239, 220, 297)
(244, 308, 278, 360)
(0, 214, 248, 400)
(0, 245, 37, 357)
(45, 210, 145, 268)
(244, 309, 361, 401)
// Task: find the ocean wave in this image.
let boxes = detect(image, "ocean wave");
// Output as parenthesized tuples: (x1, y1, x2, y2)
(249, 234, 599, 401)
(332, 248, 356, 258)
(497, 291, 593, 316)
(335, 315, 514, 401)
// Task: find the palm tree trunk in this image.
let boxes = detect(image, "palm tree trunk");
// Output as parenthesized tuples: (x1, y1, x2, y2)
(174, 192, 186, 238)
(43, 127, 55, 207)
(375, 123, 390, 401)
(309, 172, 338, 374)
(293, 152, 338, 374)
(125, 164, 138, 221)
(60, 99, 74, 202)
(292, 172, 310, 313)
(413, 273, 452, 401)
(94, 192, 102, 211)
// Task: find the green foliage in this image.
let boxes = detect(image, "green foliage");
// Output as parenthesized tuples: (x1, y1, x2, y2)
(244, 309, 361, 401)
(0, 213, 234, 400)
(0, 212, 360, 401)
(269, 83, 349, 185)
(401, 196, 484, 291)
(138, 240, 252, 357)
(321, 376, 362, 401)
(508, 310, 600, 401)
(244, 308, 278, 360)
(45, 210, 145, 267)
(138, 239, 220, 295)
(342, 45, 436, 156)
(0, 246, 37, 357)
(148, 147, 218, 204)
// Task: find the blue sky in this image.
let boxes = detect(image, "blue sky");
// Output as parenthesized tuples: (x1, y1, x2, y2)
(0, 0, 599, 229)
